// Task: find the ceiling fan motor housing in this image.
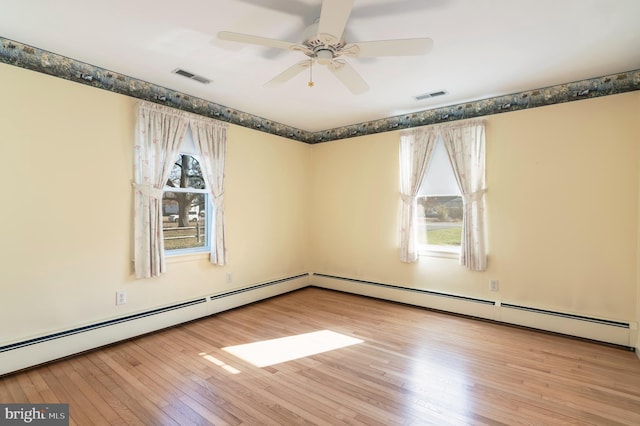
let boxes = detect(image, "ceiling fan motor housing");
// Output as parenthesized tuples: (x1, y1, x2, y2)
(302, 22, 342, 45)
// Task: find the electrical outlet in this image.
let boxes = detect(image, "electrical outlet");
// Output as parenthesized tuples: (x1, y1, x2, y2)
(226, 272, 233, 283)
(490, 280, 499, 292)
(116, 290, 127, 305)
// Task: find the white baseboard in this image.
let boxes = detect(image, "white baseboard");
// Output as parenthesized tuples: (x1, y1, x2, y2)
(207, 274, 309, 314)
(311, 273, 633, 348)
(500, 303, 631, 347)
(311, 274, 496, 320)
(0, 274, 309, 376)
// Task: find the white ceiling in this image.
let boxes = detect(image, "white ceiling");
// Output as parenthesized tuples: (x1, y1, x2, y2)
(1, 0, 639, 132)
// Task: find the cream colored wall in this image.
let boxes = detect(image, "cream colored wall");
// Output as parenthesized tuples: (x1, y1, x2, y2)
(0, 63, 311, 344)
(1, 60, 638, 351)
(310, 92, 640, 324)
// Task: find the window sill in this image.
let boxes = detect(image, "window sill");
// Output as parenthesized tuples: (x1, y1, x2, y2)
(166, 251, 209, 264)
(418, 246, 460, 259)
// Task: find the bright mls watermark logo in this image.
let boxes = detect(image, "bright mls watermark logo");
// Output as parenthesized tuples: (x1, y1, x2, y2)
(0, 404, 68, 425)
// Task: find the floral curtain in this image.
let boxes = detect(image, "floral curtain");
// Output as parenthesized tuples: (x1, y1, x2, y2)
(133, 102, 189, 278)
(440, 120, 487, 271)
(190, 117, 228, 265)
(399, 127, 439, 262)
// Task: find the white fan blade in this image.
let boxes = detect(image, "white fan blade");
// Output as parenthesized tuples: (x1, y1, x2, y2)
(218, 31, 311, 54)
(328, 60, 369, 95)
(317, 0, 355, 43)
(347, 38, 434, 58)
(264, 60, 312, 87)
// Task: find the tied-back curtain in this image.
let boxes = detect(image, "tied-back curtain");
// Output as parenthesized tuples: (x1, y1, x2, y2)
(440, 120, 487, 271)
(133, 102, 189, 278)
(190, 118, 228, 266)
(399, 127, 439, 262)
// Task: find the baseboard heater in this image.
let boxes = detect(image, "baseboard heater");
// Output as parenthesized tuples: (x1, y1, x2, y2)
(501, 303, 629, 328)
(0, 273, 309, 375)
(311, 273, 497, 322)
(209, 273, 309, 300)
(500, 303, 632, 349)
(311, 273, 633, 349)
(0, 298, 208, 354)
(313, 273, 495, 306)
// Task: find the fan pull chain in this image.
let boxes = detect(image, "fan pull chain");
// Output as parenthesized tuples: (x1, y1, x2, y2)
(308, 60, 314, 88)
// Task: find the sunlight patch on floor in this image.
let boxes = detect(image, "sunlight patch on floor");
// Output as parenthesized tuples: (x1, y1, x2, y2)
(222, 330, 364, 367)
(199, 352, 241, 374)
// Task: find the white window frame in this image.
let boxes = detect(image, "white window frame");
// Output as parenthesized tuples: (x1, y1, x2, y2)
(163, 152, 212, 257)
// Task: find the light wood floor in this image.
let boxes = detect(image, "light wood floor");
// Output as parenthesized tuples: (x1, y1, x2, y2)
(1, 287, 639, 425)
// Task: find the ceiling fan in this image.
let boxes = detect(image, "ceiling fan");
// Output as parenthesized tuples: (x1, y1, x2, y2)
(217, 0, 433, 94)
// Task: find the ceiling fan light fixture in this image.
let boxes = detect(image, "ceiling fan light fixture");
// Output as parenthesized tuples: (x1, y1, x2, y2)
(315, 49, 334, 65)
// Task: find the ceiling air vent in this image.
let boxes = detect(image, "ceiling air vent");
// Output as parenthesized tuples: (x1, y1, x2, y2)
(172, 68, 211, 84)
(415, 90, 447, 101)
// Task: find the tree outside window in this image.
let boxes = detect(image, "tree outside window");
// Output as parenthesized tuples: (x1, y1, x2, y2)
(162, 154, 210, 252)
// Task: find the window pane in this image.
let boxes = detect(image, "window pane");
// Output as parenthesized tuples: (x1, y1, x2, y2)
(166, 154, 205, 190)
(418, 139, 460, 196)
(162, 192, 207, 251)
(417, 196, 462, 247)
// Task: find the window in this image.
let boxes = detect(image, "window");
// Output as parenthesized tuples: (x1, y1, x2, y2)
(417, 138, 462, 253)
(162, 129, 211, 254)
(399, 120, 486, 268)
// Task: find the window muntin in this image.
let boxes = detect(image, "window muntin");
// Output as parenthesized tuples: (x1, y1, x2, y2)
(162, 153, 210, 254)
(417, 139, 462, 252)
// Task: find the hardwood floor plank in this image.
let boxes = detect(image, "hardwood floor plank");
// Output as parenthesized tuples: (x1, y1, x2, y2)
(4, 375, 28, 403)
(1, 288, 639, 425)
(93, 349, 180, 425)
(56, 360, 116, 425)
(66, 357, 131, 425)
(25, 369, 61, 404)
(38, 364, 96, 425)
(77, 355, 150, 425)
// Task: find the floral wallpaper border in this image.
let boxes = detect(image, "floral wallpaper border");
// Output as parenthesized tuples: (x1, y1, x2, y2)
(1, 36, 638, 144)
